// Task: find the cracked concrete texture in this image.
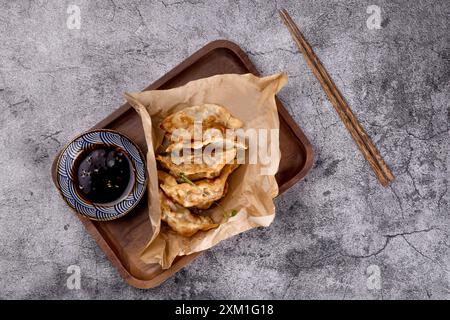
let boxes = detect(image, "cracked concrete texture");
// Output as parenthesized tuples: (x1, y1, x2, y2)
(0, 0, 448, 299)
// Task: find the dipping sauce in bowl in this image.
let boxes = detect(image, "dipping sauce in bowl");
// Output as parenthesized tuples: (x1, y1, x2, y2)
(56, 129, 147, 221)
(75, 146, 133, 204)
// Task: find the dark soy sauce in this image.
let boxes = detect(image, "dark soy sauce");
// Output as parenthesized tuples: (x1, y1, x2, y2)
(75, 145, 132, 204)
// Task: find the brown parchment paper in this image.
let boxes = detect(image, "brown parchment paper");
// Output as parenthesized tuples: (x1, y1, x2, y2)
(124, 73, 287, 269)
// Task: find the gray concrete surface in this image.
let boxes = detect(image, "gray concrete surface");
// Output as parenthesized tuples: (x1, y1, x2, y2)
(0, 0, 448, 299)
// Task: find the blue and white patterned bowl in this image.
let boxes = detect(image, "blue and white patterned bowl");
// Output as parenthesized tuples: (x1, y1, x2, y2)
(56, 129, 147, 221)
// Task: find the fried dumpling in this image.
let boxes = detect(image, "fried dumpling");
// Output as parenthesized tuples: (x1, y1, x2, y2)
(165, 135, 247, 153)
(156, 147, 237, 180)
(159, 190, 218, 237)
(158, 164, 239, 209)
(160, 104, 244, 134)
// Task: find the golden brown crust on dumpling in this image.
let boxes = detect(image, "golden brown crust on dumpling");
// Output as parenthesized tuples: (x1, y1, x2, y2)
(159, 190, 218, 237)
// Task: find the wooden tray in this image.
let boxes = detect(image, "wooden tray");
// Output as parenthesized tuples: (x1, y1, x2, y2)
(51, 40, 314, 289)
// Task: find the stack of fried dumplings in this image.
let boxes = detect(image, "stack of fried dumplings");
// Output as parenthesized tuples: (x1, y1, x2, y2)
(156, 104, 246, 237)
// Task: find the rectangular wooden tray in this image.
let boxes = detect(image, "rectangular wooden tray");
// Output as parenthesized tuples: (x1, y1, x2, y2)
(51, 40, 314, 289)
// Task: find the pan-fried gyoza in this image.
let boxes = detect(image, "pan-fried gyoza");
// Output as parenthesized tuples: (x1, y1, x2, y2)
(159, 190, 218, 237)
(161, 104, 243, 135)
(156, 104, 244, 237)
(165, 127, 246, 153)
(156, 147, 237, 180)
(158, 164, 239, 210)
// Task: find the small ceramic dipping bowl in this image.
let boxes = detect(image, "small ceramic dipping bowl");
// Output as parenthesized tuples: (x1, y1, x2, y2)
(56, 129, 147, 221)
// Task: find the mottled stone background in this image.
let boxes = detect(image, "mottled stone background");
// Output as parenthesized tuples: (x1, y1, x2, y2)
(0, 0, 448, 299)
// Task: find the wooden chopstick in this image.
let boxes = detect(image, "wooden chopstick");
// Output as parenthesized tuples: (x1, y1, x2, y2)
(279, 8, 394, 186)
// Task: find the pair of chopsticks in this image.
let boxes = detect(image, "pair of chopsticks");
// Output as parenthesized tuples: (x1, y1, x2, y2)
(279, 8, 394, 187)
